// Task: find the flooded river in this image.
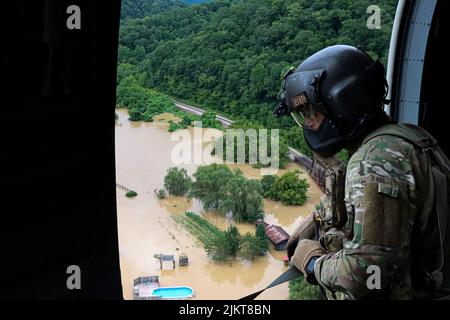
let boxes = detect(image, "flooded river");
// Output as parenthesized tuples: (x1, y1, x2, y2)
(115, 109, 322, 300)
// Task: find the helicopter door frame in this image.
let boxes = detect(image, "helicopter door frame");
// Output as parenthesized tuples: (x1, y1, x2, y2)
(385, 0, 438, 124)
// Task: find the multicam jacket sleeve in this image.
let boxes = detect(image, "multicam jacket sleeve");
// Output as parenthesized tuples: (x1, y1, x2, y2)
(314, 135, 417, 299)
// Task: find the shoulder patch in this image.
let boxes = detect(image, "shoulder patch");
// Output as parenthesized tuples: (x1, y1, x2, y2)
(377, 183, 399, 198)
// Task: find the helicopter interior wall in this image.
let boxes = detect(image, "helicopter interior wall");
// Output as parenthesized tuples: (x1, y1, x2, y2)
(419, 0, 449, 157)
(0, 1, 123, 299)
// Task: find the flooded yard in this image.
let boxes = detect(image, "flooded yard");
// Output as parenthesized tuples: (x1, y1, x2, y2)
(115, 109, 322, 300)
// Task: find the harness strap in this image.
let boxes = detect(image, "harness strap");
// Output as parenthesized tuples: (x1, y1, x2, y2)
(239, 266, 302, 300)
(429, 166, 448, 286)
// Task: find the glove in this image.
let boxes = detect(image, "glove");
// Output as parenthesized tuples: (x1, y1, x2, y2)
(320, 228, 345, 253)
(291, 239, 326, 283)
(286, 212, 316, 260)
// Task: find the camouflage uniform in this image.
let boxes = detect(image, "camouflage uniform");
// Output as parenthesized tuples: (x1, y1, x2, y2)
(312, 124, 450, 299)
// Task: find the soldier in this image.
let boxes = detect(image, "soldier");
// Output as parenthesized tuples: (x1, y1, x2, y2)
(275, 45, 450, 299)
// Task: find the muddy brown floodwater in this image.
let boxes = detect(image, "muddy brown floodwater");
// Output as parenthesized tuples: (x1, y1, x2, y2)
(115, 109, 322, 300)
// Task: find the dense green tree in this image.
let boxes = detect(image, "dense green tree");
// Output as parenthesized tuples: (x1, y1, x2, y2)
(283, 125, 313, 158)
(189, 164, 233, 210)
(266, 169, 309, 205)
(204, 232, 229, 262)
(189, 164, 263, 222)
(117, 62, 139, 84)
(224, 225, 241, 257)
(168, 121, 179, 132)
(168, 120, 189, 132)
(154, 188, 167, 199)
(164, 167, 192, 196)
(198, 111, 222, 129)
(116, 77, 181, 122)
(218, 170, 264, 222)
(185, 0, 212, 4)
(289, 277, 323, 300)
(120, 0, 187, 20)
(214, 120, 290, 169)
(180, 114, 195, 126)
(260, 175, 278, 196)
(238, 233, 262, 260)
(126, 191, 138, 198)
(255, 223, 269, 255)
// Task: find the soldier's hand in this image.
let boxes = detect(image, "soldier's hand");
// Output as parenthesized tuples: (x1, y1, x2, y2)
(320, 228, 345, 253)
(286, 212, 316, 260)
(291, 239, 326, 282)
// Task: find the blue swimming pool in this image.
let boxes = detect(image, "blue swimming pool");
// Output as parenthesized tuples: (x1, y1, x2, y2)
(151, 286, 194, 299)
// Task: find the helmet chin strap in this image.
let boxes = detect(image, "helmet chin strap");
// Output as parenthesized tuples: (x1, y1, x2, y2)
(291, 113, 303, 128)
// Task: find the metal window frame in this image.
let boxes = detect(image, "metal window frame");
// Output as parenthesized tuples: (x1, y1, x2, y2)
(385, 0, 438, 124)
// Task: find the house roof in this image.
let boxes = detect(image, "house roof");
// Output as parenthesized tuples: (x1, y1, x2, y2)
(160, 255, 175, 261)
(262, 222, 290, 245)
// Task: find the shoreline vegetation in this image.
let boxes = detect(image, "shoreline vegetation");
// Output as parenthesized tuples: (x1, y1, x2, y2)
(116, 78, 292, 168)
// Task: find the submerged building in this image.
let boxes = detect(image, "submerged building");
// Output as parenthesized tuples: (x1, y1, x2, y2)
(258, 221, 290, 251)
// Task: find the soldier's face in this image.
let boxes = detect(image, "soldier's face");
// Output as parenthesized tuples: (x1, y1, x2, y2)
(291, 103, 325, 131)
(303, 110, 325, 131)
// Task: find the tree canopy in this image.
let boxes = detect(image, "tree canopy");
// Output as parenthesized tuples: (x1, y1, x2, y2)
(189, 164, 264, 222)
(120, 0, 187, 20)
(265, 169, 309, 205)
(218, 170, 264, 222)
(164, 167, 192, 196)
(189, 163, 234, 210)
(261, 174, 278, 196)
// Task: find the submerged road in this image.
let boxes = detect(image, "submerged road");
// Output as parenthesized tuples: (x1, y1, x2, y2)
(174, 101, 234, 128)
(173, 100, 306, 160)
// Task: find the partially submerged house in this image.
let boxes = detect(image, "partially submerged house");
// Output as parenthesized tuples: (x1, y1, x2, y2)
(160, 254, 175, 270)
(259, 221, 290, 251)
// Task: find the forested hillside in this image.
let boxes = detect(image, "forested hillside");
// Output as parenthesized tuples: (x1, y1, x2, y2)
(120, 0, 213, 20)
(120, 0, 187, 20)
(118, 0, 397, 156)
(185, 0, 212, 4)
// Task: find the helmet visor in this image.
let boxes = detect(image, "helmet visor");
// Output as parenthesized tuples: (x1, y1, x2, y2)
(290, 93, 325, 131)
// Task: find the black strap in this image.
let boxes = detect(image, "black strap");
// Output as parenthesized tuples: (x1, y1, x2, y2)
(239, 266, 303, 300)
(430, 166, 448, 279)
